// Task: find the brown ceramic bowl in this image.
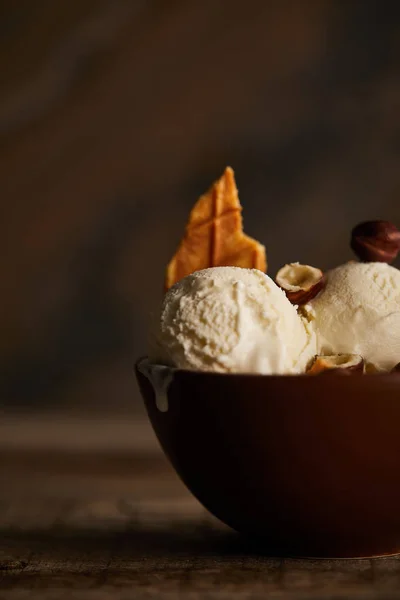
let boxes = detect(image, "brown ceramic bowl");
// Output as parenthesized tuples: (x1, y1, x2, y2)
(135, 357, 400, 558)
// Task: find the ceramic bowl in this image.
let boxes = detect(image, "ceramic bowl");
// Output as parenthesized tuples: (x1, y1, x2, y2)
(135, 357, 400, 558)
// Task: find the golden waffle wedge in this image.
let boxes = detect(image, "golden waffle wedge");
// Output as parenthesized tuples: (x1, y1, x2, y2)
(165, 166, 267, 290)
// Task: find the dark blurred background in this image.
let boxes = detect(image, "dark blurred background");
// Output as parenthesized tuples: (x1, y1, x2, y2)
(1, 0, 400, 414)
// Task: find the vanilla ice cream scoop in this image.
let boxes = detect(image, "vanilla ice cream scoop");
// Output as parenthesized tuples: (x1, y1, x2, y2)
(309, 262, 400, 372)
(150, 267, 316, 374)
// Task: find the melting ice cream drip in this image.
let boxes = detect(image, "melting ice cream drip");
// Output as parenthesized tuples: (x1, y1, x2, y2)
(138, 360, 174, 412)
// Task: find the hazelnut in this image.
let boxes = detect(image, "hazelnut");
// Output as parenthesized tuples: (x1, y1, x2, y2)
(365, 362, 381, 374)
(307, 354, 364, 375)
(351, 220, 400, 264)
(276, 263, 325, 305)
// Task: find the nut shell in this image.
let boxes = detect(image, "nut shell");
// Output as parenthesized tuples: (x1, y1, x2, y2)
(308, 354, 364, 375)
(276, 263, 324, 305)
(351, 221, 400, 264)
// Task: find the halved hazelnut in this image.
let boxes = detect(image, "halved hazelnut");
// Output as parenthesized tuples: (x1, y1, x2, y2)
(351, 220, 400, 264)
(307, 354, 364, 375)
(365, 362, 381, 374)
(276, 263, 325, 304)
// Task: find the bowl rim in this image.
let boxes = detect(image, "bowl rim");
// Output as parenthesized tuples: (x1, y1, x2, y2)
(135, 356, 398, 381)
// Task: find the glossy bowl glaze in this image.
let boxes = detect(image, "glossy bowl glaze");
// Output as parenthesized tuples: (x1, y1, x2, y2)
(135, 357, 400, 558)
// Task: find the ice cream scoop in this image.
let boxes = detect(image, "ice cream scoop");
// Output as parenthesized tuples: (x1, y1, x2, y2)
(308, 261, 400, 372)
(150, 266, 316, 374)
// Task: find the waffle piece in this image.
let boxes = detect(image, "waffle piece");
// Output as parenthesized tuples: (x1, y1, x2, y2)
(165, 167, 267, 290)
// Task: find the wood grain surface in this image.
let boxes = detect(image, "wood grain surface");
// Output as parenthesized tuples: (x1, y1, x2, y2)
(1, 415, 400, 599)
(2, 0, 400, 411)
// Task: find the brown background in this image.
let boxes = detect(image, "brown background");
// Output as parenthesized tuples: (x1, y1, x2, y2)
(2, 0, 400, 412)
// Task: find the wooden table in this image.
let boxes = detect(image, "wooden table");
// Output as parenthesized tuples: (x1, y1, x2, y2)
(2, 414, 400, 599)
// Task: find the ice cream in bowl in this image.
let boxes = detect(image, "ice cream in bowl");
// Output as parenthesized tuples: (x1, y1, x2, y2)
(135, 167, 400, 558)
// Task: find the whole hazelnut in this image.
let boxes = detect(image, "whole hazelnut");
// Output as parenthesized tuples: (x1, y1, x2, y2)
(351, 220, 400, 263)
